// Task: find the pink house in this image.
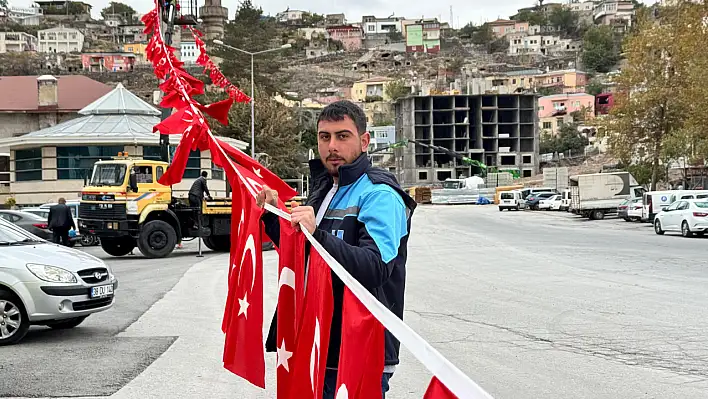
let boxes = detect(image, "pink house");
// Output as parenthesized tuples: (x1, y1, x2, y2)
(539, 93, 595, 118)
(539, 93, 595, 135)
(326, 25, 363, 51)
(488, 19, 530, 38)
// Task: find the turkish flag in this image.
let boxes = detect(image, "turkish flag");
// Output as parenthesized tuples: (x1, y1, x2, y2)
(275, 218, 306, 398)
(423, 377, 459, 399)
(222, 178, 266, 388)
(335, 287, 385, 399)
(215, 138, 297, 203)
(287, 248, 334, 399)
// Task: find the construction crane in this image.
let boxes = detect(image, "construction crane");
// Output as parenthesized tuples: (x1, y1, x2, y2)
(369, 139, 489, 175)
(157, 0, 199, 163)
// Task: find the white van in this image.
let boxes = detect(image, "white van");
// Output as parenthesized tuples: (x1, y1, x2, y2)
(499, 190, 523, 211)
(644, 190, 708, 221)
(560, 189, 571, 211)
(642, 191, 676, 222)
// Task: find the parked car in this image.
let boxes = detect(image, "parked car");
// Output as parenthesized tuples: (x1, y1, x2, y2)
(39, 201, 97, 246)
(539, 194, 562, 210)
(654, 199, 708, 237)
(499, 190, 523, 211)
(0, 218, 118, 345)
(21, 207, 49, 220)
(618, 198, 643, 222)
(0, 210, 53, 242)
(525, 192, 557, 210)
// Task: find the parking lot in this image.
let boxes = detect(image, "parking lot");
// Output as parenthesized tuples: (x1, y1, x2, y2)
(3, 205, 708, 398)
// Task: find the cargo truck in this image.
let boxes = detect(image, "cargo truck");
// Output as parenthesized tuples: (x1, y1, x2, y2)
(569, 171, 645, 220)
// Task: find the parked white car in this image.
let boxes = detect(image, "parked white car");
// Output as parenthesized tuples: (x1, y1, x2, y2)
(499, 190, 523, 211)
(654, 199, 708, 237)
(539, 194, 562, 210)
(0, 218, 117, 345)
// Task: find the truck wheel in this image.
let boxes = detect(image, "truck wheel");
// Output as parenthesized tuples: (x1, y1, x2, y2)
(0, 289, 29, 346)
(204, 235, 230, 252)
(591, 210, 605, 220)
(101, 237, 135, 257)
(138, 220, 177, 258)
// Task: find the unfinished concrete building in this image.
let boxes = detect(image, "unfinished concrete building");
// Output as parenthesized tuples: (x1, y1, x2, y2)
(396, 94, 539, 185)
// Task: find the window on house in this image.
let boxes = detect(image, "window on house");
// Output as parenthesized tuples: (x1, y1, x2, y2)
(556, 118, 564, 127)
(212, 162, 224, 180)
(512, 79, 517, 84)
(56, 146, 124, 180)
(542, 122, 552, 129)
(15, 148, 43, 182)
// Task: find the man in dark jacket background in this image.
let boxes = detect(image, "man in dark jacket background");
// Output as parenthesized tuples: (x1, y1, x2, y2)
(257, 100, 416, 398)
(47, 197, 75, 246)
(188, 171, 212, 209)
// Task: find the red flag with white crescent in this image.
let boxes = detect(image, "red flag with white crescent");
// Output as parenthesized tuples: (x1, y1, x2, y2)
(335, 287, 385, 399)
(275, 218, 306, 398)
(423, 377, 459, 399)
(287, 248, 333, 399)
(222, 177, 266, 388)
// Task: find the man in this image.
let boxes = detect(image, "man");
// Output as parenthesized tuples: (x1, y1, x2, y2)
(188, 171, 212, 209)
(257, 100, 417, 398)
(47, 198, 75, 246)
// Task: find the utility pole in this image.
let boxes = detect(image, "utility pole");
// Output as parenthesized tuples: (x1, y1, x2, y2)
(158, 2, 176, 164)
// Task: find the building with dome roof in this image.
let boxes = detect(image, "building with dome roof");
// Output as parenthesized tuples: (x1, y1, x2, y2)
(0, 82, 247, 206)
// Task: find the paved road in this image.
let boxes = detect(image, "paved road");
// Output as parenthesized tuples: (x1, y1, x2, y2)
(5, 206, 708, 398)
(0, 240, 220, 398)
(390, 205, 708, 398)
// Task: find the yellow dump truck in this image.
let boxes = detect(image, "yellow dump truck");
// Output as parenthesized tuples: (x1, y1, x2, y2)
(78, 152, 232, 258)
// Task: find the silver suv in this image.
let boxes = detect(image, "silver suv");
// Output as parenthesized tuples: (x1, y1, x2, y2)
(0, 218, 118, 345)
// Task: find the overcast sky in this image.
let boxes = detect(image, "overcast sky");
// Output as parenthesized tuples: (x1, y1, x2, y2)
(10, 0, 570, 28)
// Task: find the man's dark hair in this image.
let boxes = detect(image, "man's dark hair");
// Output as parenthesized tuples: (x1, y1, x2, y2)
(201, 171, 208, 178)
(317, 100, 367, 135)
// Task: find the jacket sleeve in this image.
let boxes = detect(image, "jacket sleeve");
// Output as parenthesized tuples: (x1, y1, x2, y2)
(202, 178, 211, 197)
(261, 211, 281, 248)
(312, 189, 409, 290)
(47, 208, 53, 228)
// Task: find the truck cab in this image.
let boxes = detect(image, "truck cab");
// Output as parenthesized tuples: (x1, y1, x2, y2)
(79, 153, 232, 258)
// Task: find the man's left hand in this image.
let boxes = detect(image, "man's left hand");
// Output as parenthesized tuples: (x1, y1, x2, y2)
(290, 203, 316, 234)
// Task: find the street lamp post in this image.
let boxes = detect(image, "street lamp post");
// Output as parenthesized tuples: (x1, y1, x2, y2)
(213, 40, 291, 158)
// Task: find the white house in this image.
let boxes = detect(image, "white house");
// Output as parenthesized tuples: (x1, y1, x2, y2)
(180, 40, 199, 64)
(38, 27, 84, 53)
(0, 32, 38, 53)
(362, 16, 404, 35)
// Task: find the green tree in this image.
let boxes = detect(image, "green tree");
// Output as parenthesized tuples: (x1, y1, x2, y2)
(0, 0, 8, 9)
(460, 22, 477, 38)
(548, 6, 579, 37)
(585, 81, 604, 96)
(206, 87, 305, 178)
(513, 9, 547, 26)
(385, 79, 410, 102)
(100, 2, 137, 23)
(212, 0, 288, 94)
(540, 123, 589, 155)
(600, 4, 702, 190)
(471, 24, 495, 46)
(488, 37, 509, 54)
(582, 25, 620, 73)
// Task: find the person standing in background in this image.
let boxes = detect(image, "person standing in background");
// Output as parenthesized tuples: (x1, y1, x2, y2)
(47, 198, 75, 246)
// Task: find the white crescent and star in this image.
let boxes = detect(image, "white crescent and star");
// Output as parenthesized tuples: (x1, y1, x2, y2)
(336, 385, 349, 399)
(310, 317, 321, 392)
(276, 339, 293, 372)
(253, 167, 263, 178)
(276, 267, 296, 303)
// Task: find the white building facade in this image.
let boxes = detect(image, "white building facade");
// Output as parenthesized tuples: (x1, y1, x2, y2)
(180, 41, 199, 64)
(0, 32, 38, 53)
(38, 27, 84, 53)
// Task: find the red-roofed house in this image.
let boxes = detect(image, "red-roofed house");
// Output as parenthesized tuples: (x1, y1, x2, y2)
(0, 75, 112, 140)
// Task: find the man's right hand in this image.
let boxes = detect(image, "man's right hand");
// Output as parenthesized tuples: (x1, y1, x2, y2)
(256, 185, 278, 209)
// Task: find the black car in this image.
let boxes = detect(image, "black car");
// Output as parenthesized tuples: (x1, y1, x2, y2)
(0, 210, 77, 246)
(525, 192, 558, 210)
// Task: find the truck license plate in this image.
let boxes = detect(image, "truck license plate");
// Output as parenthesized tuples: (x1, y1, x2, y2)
(90, 284, 114, 298)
